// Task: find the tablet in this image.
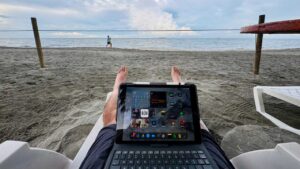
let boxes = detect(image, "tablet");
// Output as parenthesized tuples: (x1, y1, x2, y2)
(115, 83, 201, 144)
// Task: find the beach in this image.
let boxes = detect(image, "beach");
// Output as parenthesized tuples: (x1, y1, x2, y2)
(0, 47, 299, 159)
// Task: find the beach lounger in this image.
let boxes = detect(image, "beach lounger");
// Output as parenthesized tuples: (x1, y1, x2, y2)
(1, 90, 300, 169)
(253, 86, 300, 135)
(230, 142, 300, 169)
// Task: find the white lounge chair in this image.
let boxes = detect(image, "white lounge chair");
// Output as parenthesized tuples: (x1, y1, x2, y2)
(1, 89, 300, 169)
(253, 86, 300, 135)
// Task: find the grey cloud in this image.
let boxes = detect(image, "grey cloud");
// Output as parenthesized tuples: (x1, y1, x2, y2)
(0, 14, 9, 18)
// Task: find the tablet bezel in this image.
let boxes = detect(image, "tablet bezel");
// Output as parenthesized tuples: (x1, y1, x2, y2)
(115, 83, 201, 144)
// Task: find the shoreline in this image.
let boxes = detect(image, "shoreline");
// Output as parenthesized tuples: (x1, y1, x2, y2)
(1, 46, 300, 52)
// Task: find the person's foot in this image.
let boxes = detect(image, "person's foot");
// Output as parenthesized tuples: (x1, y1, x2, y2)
(103, 66, 128, 126)
(113, 66, 128, 91)
(171, 66, 181, 83)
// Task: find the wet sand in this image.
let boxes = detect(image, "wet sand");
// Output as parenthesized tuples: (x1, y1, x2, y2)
(0, 47, 299, 159)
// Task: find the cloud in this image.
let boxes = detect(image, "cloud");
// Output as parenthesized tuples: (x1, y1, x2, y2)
(51, 32, 97, 38)
(0, 0, 299, 38)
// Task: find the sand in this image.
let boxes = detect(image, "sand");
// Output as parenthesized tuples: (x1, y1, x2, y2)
(0, 47, 299, 159)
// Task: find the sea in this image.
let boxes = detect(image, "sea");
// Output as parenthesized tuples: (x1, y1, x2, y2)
(1, 38, 300, 51)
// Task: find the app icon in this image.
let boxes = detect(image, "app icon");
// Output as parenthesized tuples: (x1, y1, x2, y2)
(167, 133, 173, 139)
(160, 110, 167, 116)
(179, 111, 184, 116)
(140, 109, 149, 118)
(130, 132, 137, 138)
(131, 108, 140, 118)
(169, 92, 174, 97)
(151, 133, 156, 138)
(141, 133, 145, 138)
(136, 133, 140, 138)
(149, 109, 155, 118)
(161, 133, 166, 139)
(170, 120, 176, 127)
(178, 133, 182, 139)
(179, 119, 185, 128)
(146, 133, 150, 139)
(151, 120, 157, 126)
(172, 133, 177, 139)
(156, 133, 161, 138)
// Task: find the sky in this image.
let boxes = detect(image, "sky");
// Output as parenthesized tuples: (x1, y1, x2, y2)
(0, 0, 299, 38)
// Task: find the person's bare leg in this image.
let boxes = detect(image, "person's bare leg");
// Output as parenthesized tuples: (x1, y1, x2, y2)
(171, 66, 209, 131)
(103, 66, 128, 126)
(171, 66, 182, 83)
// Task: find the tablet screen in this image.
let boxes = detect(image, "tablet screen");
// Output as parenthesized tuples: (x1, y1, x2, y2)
(117, 85, 196, 142)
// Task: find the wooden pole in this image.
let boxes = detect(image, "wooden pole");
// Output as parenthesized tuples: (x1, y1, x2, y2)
(31, 17, 45, 68)
(254, 15, 265, 74)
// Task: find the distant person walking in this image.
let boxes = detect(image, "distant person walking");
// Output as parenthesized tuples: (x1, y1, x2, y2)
(106, 35, 112, 48)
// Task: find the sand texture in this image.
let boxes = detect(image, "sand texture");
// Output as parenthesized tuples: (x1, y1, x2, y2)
(0, 47, 300, 159)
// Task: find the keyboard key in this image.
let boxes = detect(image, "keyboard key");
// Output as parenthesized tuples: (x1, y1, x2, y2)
(178, 159, 183, 165)
(193, 154, 200, 159)
(195, 166, 203, 169)
(150, 159, 155, 165)
(202, 165, 213, 169)
(184, 159, 190, 164)
(121, 160, 126, 165)
(199, 154, 206, 159)
(128, 160, 134, 165)
(197, 159, 205, 165)
(166, 166, 173, 169)
(136, 166, 143, 169)
(191, 159, 197, 165)
(188, 166, 195, 169)
(110, 166, 120, 169)
(121, 166, 128, 169)
(197, 150, 204, 154)
(135, 151, 141, 154)
(116, 151, 122, 154)
(114, 154, 119, 159)
(154, 150, 160, 154)
(204, 159, 210, 164)
(170, 159, 176, 165)
(123, 151, 128, 154)
(129, 151, 134, 154)
(112, 160, 119, 165)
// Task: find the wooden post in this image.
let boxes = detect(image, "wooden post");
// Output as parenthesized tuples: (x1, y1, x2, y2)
(254, 15, 265, 74)
(31, 17, 45, 68)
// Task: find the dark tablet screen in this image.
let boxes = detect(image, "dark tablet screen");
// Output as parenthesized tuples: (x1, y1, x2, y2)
(116, 84, 200, 143)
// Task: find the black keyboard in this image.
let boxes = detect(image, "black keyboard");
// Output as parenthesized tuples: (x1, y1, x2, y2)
(109, 150, 214, 169)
